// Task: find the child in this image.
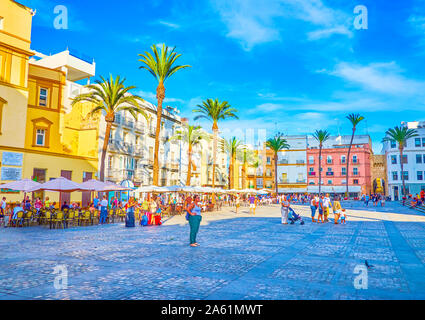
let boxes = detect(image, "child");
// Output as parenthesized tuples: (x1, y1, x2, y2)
(340, 209, 347, 224)
(332, 196, 342, 224)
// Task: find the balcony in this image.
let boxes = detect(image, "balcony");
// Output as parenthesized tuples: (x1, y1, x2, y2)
(296, 160, 305, 165)
(326, 172, 334, 176)
(326, 160, 333, 165)
(113, 116, 122, 125)
(352, 160, 360, 165)
(135, 122, 145, 133)
(296, 179, 306, 183)
(149, 127, 156, 138)
(122, 118, 134, 129)
(308, 172, 316, 176)
(278, 159, 289, 164)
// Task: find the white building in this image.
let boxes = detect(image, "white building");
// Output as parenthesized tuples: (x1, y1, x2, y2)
(277, 135, 308, 193)
(383, 121, 425, 200)
(102, 102, 182, 187)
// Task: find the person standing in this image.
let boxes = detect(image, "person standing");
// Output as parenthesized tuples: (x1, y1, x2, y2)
(281, 195, 290, 225)
(187, 195, 202, 247)
(235, 194, 240, 214)
(0, 197, 6, 227)
(332, 196, 342, 224)
(323, 193, 332, 223)
(99, 195, 108, 224)
(310, 194, 318, 222)
(317, 195, 324, 223)
(125, 196, 136, 228)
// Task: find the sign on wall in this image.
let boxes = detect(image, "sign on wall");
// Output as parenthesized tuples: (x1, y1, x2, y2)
(1, 167, 22, 181)
(2, 152, 23, 166)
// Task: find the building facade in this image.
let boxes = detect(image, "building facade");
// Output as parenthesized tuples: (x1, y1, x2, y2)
(383, 121, 425, 200)
(0, 1, 98, 204)
(306, 135, 372, 196)
(277, 135, 308, 194)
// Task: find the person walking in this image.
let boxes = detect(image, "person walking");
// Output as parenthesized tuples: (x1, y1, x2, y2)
(99, 195, 108, 224)
(187, 195, 202, 247)
(317, 195, 324, 223)
(249, 194, 256, 215)
(125, 196, 136, 228)
(281, 195, 290, 225)
(235, 194, 240, 214)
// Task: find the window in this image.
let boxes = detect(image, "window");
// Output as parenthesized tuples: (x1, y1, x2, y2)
(417, 171, 423, 181)
(327, 167, 332, 172)
(390, 140, 396, 148)
(392, 171, 398, 181)
(402, 171, 409, 181)
(39, 88, 48, 107)
(327, 155, 332, 164)
(309, 181, 315, 185)
(353, 179, 359, 185)
(36, 129, 45, 146)
(353, 167, 358, 175)
(309, 167, 314, 172)
(352, 155, 358, 164)
(415, 138, 421, 147)
(266, 157, 271, 164)
(401, 155, 408, 164)
(422, 138, 425, 147)
(108, 156, 113, 169)
(327, 180, 332, 185)
(391, 155, 397, 164)
(416, 154, 423, 164)
(308, 156, 314, 164)
(341, 167, 346, 175)
(341, 155, 346, 164)
(0, 17, 3, 30)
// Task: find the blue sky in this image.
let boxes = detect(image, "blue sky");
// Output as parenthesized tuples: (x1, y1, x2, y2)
(20, 0, 425, 153)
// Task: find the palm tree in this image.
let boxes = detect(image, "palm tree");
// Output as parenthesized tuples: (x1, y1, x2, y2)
(345, 113, 365, 197)
(72, 75, 147, 181)
(241, 147, 258, 189)
(312, 130, 331, 195)
(383, 126, 418, 197)
(224, 137, 243, 189)
(138, 44, 191, 185)
(170, 123, 208, 186)
(266, 134, 290, 194)
(193, 98, 238, 188)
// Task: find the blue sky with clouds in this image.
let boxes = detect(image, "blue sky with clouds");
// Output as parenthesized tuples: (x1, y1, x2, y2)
(20, 0, 425, 153)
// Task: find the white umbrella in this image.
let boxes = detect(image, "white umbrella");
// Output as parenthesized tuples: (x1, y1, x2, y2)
(27, 177, 89, 192)
(164, 185, 185, 192)
(0, 179, 41, 192)
(80, 179, 113, 192)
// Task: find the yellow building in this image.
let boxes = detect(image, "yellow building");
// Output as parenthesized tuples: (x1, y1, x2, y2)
(0, 0, 98, 205)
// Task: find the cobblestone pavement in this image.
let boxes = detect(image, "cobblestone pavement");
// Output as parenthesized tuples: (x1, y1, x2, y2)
(1, 201, 425, 300)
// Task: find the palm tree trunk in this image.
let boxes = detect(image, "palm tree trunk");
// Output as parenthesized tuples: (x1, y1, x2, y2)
(186, 145, 192, 186)
(346, 127, 355, 197)
(400, 146, 406, 196)
(228, 154, 232, 189)
(274, 153, 278, 195)
(153, 81, 165, 186)
(318, 143, 322, 195)
(242, 155, 246, 189)
(212, 126, 218, 188)
(100, 118, 113, 182)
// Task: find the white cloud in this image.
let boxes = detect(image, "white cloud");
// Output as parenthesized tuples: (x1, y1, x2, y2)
(307, 26, 353, 40)
(158, 20, 181, 29)
(211, 0, 352, 50)
(136, 90, 185, 105)
(328, 62, 425, 96)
